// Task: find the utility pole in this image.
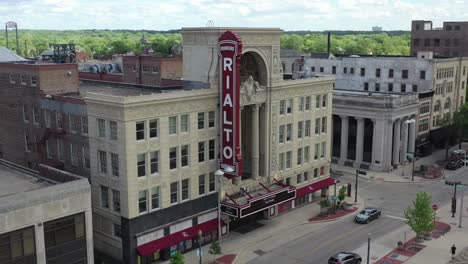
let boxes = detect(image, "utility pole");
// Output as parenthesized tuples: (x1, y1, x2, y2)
(459, 188, 464, 228)
(355, 170, 358, 203)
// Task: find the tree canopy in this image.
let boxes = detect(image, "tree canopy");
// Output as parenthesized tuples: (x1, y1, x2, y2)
(404, 192, 435, 236)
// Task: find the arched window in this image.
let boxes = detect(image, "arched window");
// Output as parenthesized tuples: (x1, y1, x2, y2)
(434, 100, 441, 112)
(444, 98, 451, 110)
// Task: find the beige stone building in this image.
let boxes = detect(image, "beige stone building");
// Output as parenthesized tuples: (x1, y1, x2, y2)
(84, 28, 334, 264)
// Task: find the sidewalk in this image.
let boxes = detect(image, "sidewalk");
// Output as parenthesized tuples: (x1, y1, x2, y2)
(332, 143, 468, 183)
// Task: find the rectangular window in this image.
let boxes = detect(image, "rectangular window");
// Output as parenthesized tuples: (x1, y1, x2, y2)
(314, 168, 319, 178)
(420, 102, 430, 114)
(209, 140, 215, 160)
(314, 143, 319, 160)
(297, 121, 303, 139)
(81, 116, 88, 135)
(199, 174, 206, 195)
(401, 84, 406, 92)
(322, 94, 327, 107)
(388, 83, 393, 92)
(402, 70, 408, 79)
(114, 224, 122, 238)
(209, 172, 216, 192)
(286, 124, 292, 141)
(198, 141, 206, 162)
(321, 142, 326, 158)
(332, 66, 336, 74)
(198, 112, 205, 129)
(376, 68, 381, 77)
(316, 95, 321, 108)
(170, 147, 177, 169)
(305, 96, 311, 110)
(279, 100, 286, 115)
(343, 67, 347, 74)
(169, 116, 177, 135)
(150, 151, 159, 174)
(364, 82, 369, 91)
(110, 121, 118, 140)
(297, 148, 302, 165)
(304, 171, 309, 182)
(70, 143, 77, 166)
(285, 177, 291, 185)
(315, 118, 320, 135)
(208, 111, 215, 128)
(360, 68, 365, 76)
(305, 120, 311, 137)
(24, 133, 30, 152)
(136, 121, 145, 140)
(350, 67, 354, 74)
(181, 145, 189, 167)
(101, 186, 109, 208)
(320, 67, 324, 72)
(112, 189, 120, 213)
(279, 153, 285, 170)
(149, 119, 158, 138)
(57, 139, 64, 161)
(69, 114, 77, 133)
(418, 118, 429, 132)
(46, 140, 52, 159)
(152, 66, 159, 73)
(22, 105, 29, 122)
(170, 182, 179, 204)
(279, 125, 285, 143)
(420, 70, 426, 80)
(44, 110, 51, 128)
(182, 179, 190, 201)
(151, 186, 160, 209)
(321, 117, 327, 133)
(304, 146, 310, 163)
(412, 85, 418, 92)
(299, 97, 304, 112)
(98, 119, 105, 137)
(137, 153, 146, 177)
(31, 76, 37, 86)
(180, 115, 189, 133)
(139, 190, 147, 213)
(296, 173, 302, 184)
(111, 153, 119, 177)
(286, 151, 292, 169)
(142, 65, 149, 72)
(311, 66, 315, 72)
(33, 106, 40, 125)
(82, 146, 90, 169)
(287, 99, 293, 114)
(374, 83, 380, 92)
(389, 69, 394, 78)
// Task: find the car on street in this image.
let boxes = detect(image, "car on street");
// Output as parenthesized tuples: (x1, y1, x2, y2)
(446, 160, 464, 170)
(355, 207, 381, 224)
(328, 252, 362, 264)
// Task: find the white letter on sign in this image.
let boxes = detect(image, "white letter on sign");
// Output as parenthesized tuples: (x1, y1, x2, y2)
(223, 146, 233, 159)
(223, 58, 232, 71)
(224, 128, 232, 142)
(223, 111, 232, 125)
(223, 93, 233, 107)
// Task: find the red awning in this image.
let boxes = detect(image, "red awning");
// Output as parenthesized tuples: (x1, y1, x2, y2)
(296, 177, 339, 198)
(136, 219, 220, 257)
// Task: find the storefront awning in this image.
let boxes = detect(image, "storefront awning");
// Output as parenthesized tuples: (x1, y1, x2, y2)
(296, 177, 339, 198)
(136, 219, 220, 257)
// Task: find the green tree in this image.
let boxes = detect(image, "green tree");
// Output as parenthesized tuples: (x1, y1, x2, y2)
(338, 186, 346, 202)
(170, 251, 184, 264)
(404, 192, 435, 238)
(209, 241, 222, 262)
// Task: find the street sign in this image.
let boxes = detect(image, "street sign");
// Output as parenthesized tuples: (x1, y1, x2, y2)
(445, 180, 462, 186)
(332, 195, 337, 201)
(432, 204, 438, 211)
(357, 170, 367, 175)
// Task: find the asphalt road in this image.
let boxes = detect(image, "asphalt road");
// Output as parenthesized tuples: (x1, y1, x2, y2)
(247, 166, 468, 264)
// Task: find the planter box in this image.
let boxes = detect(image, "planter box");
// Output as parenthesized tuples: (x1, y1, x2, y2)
(343, 202, 354, 211)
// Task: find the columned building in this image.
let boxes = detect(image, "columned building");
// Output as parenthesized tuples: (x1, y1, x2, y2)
(332, 91, 419, 171)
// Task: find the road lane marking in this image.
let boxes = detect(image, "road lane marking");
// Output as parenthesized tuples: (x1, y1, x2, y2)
(385, 215, 406, 221)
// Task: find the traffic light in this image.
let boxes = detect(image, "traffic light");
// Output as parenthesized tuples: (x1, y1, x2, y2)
(445, 181, 462, 186)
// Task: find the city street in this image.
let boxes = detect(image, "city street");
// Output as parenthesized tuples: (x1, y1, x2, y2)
(247, 165, 468, 264)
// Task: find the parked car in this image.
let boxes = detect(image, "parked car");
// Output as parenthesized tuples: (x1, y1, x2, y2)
(328, 252, 362, 264)
(355, 208, 381, 224)
(446, 160, 464, 170)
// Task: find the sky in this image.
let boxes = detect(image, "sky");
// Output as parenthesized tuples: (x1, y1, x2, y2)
(2, 0, 467, 31)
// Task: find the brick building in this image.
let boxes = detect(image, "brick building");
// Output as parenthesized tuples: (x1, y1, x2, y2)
(0, 62, 90, 177)
(411, 20, 468, 57)
(121, 55, 182, 86)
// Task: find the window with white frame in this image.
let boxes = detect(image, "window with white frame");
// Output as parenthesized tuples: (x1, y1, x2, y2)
(299, 97, 304, 112)
(110, 153, 119, 177)
(305, 120, 311, 137)
(304, 171, 309, 182)
(150, 151, 159, 174)
(98, 119, 106, 137)
(208, 111, 215, 128)
(181, 179, 190, 201)
(208, 172, 216, 192)
(180, 114, 189, 133)
(44, 110, 51, 128)
(286, 151, 292, 169)
(316, 95, 321, 108)
(286, 99, 293, 114)
(419, 102, 430, 115)
(70, 143, 78, 166)
(81, 116, 88, 135)
(181, 145, 189, 167)
(199, 174, 206, 195)
(297, 148, 303, 165)
(169, 116, 177, 135)
(209, 140, 215, 160)
(298, 121, 303, 139)
(137, 153, 146, 177)
(314, 168, 319, 178)
(149, 119, 158, 138)
(136, 121, 145, 140)
(69, 114, 78, 133)
(322, 94, 327, 108)
(57, 139, 64, 161)
(286, 124, 292, 141)
(99, 150, 107, 173)
(31, 76, 37, 86)
(198, 112, 205, 129)
(296, 173, 302, 184)
(101, 186, 109, 208)
(279, 100, 286, 115)
(279, 153, 285, 170)
(139, 190, 147, 213)
(170, 182, 179, 204)
(198, 142, 205, 162)
(82, 146, 90, 169)
(321, 117, 327, 133)
(321, 142, 326, 158)
(22, 105, 29, 122)
(315, 118, 320, 134)
(110, 121, 118, 140)
(314, 143, 319, 160)
(151, 186, 160, 210)
(305, 96, 311, 110)
(304, 146, 310, 163)
(169, 147, 177, 169)
(279, 125, 285, 143)
(33, 106, 40, 125)
(112, 189, 120, 213)
(418, 118, 429, 132)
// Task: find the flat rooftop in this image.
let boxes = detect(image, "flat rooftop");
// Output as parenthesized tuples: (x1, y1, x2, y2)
(0, 163, 52, 198)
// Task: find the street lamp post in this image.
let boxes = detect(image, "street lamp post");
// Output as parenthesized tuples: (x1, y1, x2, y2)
(198, 229, 203, 264)
(367, 233, 371, 264)
(404, 119, 416, 181)
(333, 181, 337, 214)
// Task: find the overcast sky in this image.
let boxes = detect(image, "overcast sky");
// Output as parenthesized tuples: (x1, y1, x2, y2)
(3, 0, 467, 31)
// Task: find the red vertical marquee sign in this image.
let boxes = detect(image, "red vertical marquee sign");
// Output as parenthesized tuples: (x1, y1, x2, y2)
(219, 31, 242, 177)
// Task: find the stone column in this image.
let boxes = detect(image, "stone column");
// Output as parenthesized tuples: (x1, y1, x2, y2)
(408, 118, 416, 155)
(251, 104, 260, 179)
(401, 118, 409, 164)
(355, 117, 365, 166)
(340, 115, 349, 164)
(393, 119, 401, 166)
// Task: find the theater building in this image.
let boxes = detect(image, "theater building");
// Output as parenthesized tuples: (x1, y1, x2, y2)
(85, 28, 334, 263)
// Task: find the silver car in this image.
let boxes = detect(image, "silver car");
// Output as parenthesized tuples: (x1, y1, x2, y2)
(355, 208, 381, 224)
(328, 252, 362, 264)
